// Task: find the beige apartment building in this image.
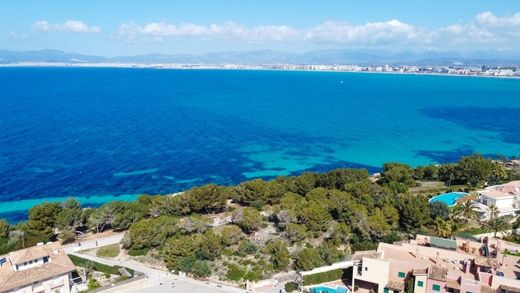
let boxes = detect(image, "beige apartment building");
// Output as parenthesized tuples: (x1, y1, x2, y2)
(0, 242, 77, 293)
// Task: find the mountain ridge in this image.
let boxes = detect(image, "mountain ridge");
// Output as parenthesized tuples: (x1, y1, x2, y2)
(1, 49, 520, 66)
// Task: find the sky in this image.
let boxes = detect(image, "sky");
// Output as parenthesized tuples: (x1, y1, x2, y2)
(1, 0, 520, 56)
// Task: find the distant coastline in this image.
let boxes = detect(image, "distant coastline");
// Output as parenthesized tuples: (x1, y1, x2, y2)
(1, 62, 520, 79)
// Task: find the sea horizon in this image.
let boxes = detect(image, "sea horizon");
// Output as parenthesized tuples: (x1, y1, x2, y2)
(1, 62, 519, 80)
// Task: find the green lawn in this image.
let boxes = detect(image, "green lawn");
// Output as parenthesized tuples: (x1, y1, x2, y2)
(96, 244, 120, 258)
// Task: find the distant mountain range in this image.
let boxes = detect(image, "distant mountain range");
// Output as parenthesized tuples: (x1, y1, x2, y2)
(1, 49, 520, 66)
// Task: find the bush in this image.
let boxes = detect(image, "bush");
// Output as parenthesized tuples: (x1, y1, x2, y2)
(128, 247, 150, 256)
(285, 282, 298, 292)
(192, 260, 211, 278)
(237, 240, 258, 256)
(226, 263, 246, 281)
(88, 277, 100, 290)
(96, 244, 120, 258)
(244, 268, 263, 282)
(302, 269, 344, 285)
(0, 237, 16, 255)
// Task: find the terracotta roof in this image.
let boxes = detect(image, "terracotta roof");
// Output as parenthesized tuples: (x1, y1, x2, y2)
(8, 245, 49, 265)
(0, 242, 76, 292)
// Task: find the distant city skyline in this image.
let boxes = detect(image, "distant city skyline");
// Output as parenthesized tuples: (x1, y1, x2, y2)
(1, 0, 520, 56)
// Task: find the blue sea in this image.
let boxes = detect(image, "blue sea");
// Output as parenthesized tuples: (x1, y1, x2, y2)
(1, 68, 519, 221)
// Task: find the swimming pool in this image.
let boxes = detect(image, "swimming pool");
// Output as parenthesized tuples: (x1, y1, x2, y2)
(429, 192, 468, 206)
(309, 285, 348, 293)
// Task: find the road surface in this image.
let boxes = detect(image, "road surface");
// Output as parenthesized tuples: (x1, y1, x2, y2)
(63, 232, 125, 254)
(70, 252, 246, 292)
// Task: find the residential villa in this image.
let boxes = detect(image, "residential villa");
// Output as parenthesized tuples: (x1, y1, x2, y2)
(350, 235, 520, 293)
(474, 181, 520, 218)
(0, 242, 77, 293)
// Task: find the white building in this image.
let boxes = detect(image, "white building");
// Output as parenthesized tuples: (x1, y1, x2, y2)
(0, 242, 77, 293)
(475, 181, 520, 218)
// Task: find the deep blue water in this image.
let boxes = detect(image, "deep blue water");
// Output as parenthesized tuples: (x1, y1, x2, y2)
(1, 68, 519, 221)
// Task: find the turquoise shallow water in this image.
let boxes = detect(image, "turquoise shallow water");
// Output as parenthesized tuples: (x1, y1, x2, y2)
(429, 192, 469, 206)
(0, 68, 519, 221)
(310, 286, 349, 293)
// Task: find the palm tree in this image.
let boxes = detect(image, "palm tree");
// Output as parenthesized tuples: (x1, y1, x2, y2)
(489, 204, 499, 219)
(452, 200, 480, 225)
(512, 210, 520, 236)
(486, 205, 512, 238)
(434, 218, 452, 238)
(448, 215, 461, 236)
(487, 217, 511, 238)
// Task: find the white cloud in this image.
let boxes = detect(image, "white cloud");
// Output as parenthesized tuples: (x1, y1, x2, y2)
(434, 11, 520, 45)
(32, 20, 101, 33)
(117, 19, 424, 46)
(117, 21, 298, 42)
(475, 11, 520, 27)
(115, 11, 520, 50)
(303, 20, 420, 44)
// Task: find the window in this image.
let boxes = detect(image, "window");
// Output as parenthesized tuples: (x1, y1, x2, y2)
(433, 284, 441, 291)
(418, 281, 424, 287)
(466, 291, 472, 293)
(398, 272, 406, 278)
(384, 288, 389, 293)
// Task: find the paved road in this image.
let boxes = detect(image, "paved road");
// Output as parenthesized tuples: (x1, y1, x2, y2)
(63, 233, 125, 254)
(64, 232, 247, 292)
(71, 252, 246, 292)
(103, 276, 247, 293)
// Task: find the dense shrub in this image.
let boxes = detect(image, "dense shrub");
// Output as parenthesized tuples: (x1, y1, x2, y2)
(303, 269, 344, 285)
(285, 282, 298, 292)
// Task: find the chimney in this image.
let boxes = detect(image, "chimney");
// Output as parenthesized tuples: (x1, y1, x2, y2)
(435, 252, 440, 263)
(416, 247, 420, 259)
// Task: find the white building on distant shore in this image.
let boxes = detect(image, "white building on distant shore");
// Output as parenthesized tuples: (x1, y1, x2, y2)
(0, 242, 77, 293)
(475, 181, 520, 218)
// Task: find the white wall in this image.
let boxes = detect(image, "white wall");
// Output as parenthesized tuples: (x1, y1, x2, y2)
(354, 257, 389, 293)
(11, 273, 71, 293)
(414, 274, 427, 293)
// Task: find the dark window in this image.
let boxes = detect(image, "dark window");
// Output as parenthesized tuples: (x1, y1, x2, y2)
(433, 284, 441, 291)
(418, 281, 424, 287)
(43, 256, 49, 263)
